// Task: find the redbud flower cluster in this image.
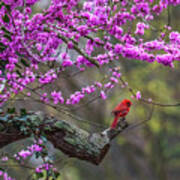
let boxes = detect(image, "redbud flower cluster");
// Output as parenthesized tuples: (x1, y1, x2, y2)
(14, 143, 42, 160)
(0, 0, 180, 105)
(0, 171, 14, 180)
(36, 163, 56, 173)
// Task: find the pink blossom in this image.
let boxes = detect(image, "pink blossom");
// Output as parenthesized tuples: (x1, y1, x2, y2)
(100, 90, 107, 100)
(1, 156, 8, 161)
(18, 150, 32, 159)
(136, 91, 141, 100)
(95, 82, 102, 88)
(51, 91, 64, 104)
(135, 22, 149, 36)
(62, 60, 73, 67)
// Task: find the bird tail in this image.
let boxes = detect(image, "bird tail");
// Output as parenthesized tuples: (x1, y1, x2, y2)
(111, 116, 118, 129)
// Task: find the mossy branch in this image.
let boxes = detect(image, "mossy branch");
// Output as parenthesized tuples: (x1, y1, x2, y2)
(0, 111, 128, 165)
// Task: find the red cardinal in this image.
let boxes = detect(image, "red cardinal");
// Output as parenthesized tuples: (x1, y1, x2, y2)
(111, 99, 132, 129)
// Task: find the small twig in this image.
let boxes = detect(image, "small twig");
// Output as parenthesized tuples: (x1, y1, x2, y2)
(123, 105, 154, 133)
(167, 5, 171, 27)
(0, 163, 34, 170)
(6, 78, 106, 129)
(119, 77, 180, 107)
(25, 93, 107, 129)
(46, 25, 99, 67)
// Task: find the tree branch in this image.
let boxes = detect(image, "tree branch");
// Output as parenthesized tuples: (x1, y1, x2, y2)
(0, 111, 128, 165)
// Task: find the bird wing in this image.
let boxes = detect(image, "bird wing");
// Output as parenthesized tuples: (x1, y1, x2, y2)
(112, 105, 129, 115)
(112, 104, 127, 112)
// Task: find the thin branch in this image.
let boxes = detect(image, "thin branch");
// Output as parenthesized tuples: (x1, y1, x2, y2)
(119, 77, 180, 107)
(6, 78, 106, 129)
(167, 5, 171, 27)
(45, 26, 99, 67)
(0, 163, 34, 170)
(23, 93, 107, 129)
(123, 105, 154, 133)
(21, 0, 41, 63)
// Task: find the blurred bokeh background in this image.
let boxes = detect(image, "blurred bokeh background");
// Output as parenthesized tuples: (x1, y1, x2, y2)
(1, 1, 180, 179)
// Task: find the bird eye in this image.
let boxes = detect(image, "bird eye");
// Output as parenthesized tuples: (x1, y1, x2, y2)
(114, 111, 119, 116)
(126, 102, 131, 107)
